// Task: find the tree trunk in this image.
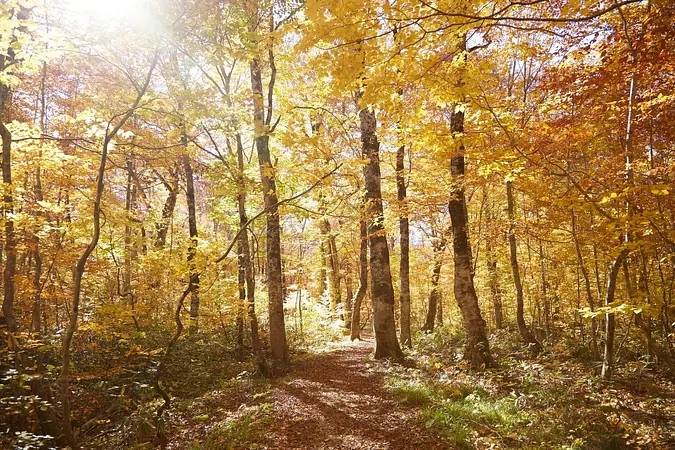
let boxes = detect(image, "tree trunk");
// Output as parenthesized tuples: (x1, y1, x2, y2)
(124, 158, 139, 330)
(359, 104, 402, 359)
(1, 72, 17, 333)
(155, 169, 178, 248)
(235, 133, 266, 373)
(318, 241, 327, 297)
(59, 58, 156, 447)
(182, 149, 200, 333)
(250, 51, 287, 366)
(485, 205, 503, 329)
(423, 238, 445, 332)
(236, 237, 246, 362)
(345, 265, 353, 329)
(351, 217, 368, 341)
(31, 60, 48, 334)
(396, 144, 412, 347)
(571, 211, 599, 359)
(448, 106, 495, 368)
(506, 181, 542, 355)
(601, 248, 630, 381)
(319, 216, 341, 317)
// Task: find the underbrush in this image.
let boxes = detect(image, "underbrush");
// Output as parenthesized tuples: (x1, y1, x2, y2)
(191, 402, 273, 450)
(385, 325, 675, 449)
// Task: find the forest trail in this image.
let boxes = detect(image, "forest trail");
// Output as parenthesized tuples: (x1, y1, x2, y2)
(263, 336, 447, 450)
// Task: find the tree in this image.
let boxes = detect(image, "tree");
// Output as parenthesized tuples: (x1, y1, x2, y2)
(248, 2, 288, 366)
(397, 143, 412, 347)
(359, 101, 403, 359)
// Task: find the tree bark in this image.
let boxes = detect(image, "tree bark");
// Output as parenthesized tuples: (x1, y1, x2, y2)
(485, 204, 503, 329)
(250, 45, 287, 366)
(319, 216, 341, 317)
(602, 248, 630, 380)
(350, 216, 368, 341)
(448, 106, 495, 368)
(423, 237, 445, 332)
(506, 180, 542, 355)
(154, 169, 178, 248)
(396, 144, 412, 347)
(359, 104, 402, 359)
(235, 133, 266, 373)
(571, 211, 599, 359)
(182, 148, 200, 333)
(1, 58, 17, 333)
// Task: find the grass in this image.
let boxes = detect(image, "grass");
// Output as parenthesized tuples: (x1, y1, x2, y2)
(192, 402, 273, 450)
(390, 379, 434, 406)
(422, 393, 531, 449)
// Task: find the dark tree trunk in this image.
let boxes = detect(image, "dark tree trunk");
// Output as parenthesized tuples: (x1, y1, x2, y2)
(182, 149, 200, 333)
(319, 216, 341, 316)
(423, 238, 445, 332)
(250, 52, 287, 366)
(602, 248, 630, 380)
(345, 265, 353, 329)
(485, 205, 503, 329)
(359, 104, 402, 359)
(124, 158, 139, 331)
(236, 237, 246, 362)
(448, 107, 495, 368)
(155, 169, 178, 248)
(351, 217, 368, 341)
(571, 211, 599, 359)
(318, 241, 327, 297)
(396, 145, 412, 347)
(1, 71, 16, 333)
(31, 61, 48, 334)
(506, 181, 542, 355)
(235, 134, 266, 373)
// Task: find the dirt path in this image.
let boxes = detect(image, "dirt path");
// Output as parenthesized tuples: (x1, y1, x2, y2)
(263, 336, 448, 450)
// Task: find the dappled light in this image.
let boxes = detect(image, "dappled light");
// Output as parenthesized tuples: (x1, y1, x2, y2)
(1, 0, 674, 449)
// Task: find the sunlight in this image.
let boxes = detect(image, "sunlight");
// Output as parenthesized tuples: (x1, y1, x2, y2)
(63, 0, 158, 32)
(66, 0, 139, 21)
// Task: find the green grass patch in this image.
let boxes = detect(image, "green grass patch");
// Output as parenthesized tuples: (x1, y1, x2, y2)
(192, 403, 272, 450)
(391, 380, 435, 406)
(423, 393, 530, 448)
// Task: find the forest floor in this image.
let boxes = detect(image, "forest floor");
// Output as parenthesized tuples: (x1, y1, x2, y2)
(153, 328, 675, 450)
(167, 334, 448, 449)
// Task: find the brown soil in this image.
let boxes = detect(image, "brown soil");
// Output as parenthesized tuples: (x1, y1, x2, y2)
(263, 336, 448, 450)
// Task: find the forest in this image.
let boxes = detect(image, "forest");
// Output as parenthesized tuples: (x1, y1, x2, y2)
(0, 0, 674, 448)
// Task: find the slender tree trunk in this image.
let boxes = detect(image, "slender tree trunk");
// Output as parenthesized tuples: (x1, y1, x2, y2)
(59, 58, 156, 448)
(571, 211, 599, 359)
(250, 48, 287, 365)
(396, 144, 412, 347)
(1, 73, 16, 333)
(602, 248, 630, 380)
(506, 181, 542, 355)
(124, 158, 139, 330)
(318, 240, 327, 297)
(423, 238, 445, 332)
(345, 265, 353, 329)
(448, 105, 494, 368)
(319, 216, 341, 317)
(236, 237, 246, 362)
(235, 134, 266, 373)
(31, 61, 48, 334)
(539, 239, 551, 338)
(485, 205, 503, 329)
(155, 170, 178, 248)
(351, 217, 368, 341)
(182, 148, 200, 333)
(359, 103, 402, 359)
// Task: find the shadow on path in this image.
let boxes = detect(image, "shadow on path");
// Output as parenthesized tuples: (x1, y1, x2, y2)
(265, 337, 448, 450)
